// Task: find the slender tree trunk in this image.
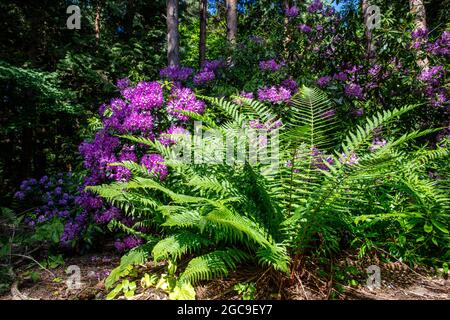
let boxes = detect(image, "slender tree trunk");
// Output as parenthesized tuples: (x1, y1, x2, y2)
(226, 0, 238, 47)
(409, 0, 429, 69)
(362, 0, 375, 59)
(167, 0, 180, 67)
(95, 0, 102, 46)
(199, 0, 207, 68)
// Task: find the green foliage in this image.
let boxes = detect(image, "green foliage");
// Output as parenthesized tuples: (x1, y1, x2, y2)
(234, 282, 257, 300)
(94, 85, 449, 292)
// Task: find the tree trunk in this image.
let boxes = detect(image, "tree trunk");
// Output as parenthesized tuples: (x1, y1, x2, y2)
(95, 0, 102, 46)
(199, 0, 207, 68)
(362, 0, 374, 59)
(226, 0, 238, 47)
(409, 0, 429, 69)
(167, 0, 180, 67)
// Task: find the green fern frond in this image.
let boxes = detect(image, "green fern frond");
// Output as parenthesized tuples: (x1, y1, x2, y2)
(152, 231, 212, 262)
(178, 248, 250, 284)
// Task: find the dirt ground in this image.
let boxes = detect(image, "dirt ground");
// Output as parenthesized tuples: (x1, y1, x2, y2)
(1, 251, 448, 300)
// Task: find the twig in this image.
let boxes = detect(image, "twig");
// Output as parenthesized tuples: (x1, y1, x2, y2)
(11, 254, 56, 277)
(294, 272, 309, 300)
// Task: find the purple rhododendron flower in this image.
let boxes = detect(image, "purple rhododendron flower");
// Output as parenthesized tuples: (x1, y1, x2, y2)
(257, 86, 291, 103)
(298, 24, 312, 33)
(122, 111, 154, 132)
(281, 78, 299, 93)
(94, 207, 122, 224)
(159, 125, 189, 146)
(122, 81, 164, 110)
(317, 76, 332, 87)
(114, 235, 143, 252)
(411, 28, 428, 40)
(285, 6, 299, 17)
(141, 154, 168, 180)
(307, 0, 323, 13)
(116, 78, 131, 92)
(418, 66, 444, 82)
(203, 59, 224, 72)
(333, 72, 348, 82)
(194, 70, 215, 85)
(167, 87, 206, 121)
(368, 64, 382, 76)
(259, 59, 284, 72)
(345, 83, 364, 99)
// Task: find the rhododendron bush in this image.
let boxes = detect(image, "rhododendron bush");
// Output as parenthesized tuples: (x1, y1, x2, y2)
(78, 79, 207, 250)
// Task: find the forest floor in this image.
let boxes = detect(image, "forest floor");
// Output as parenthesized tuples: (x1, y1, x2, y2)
(1, 250, 448, 300)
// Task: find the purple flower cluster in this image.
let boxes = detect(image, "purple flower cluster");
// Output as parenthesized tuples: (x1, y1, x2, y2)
(94, 206, 121, 224)
(203, 59, 224, 72)
(412, 29, 450, 56)
(298, 24, 312, 33)
(285, 6, 299, 18)
(317, 76, 332, 88)
(417, 66, 448, 107)
(240, 91, 254, 99)
(141, 154, 169, 181)
(353, 108, 364, 118)
(257, 86, 291, 103)
(368, 64, 382, 77)
(307, 0, 323, 13)
(114, 235, 144, 252)
(233, 91, 254, 105)
(194, 59, 224, 86)
(116, 78, 131, 92)
(77, 78, 208, 250)
(123, 81, 164, 110)
(248, 118, 283, 132)
(14, 173, 91, 246)
(159, 66, 194, 82)
(167, 87, 206, 121)
(61, 213, 87, 245)
(246, 118, 282, 148)
(333, 71, 348, 82)
(344, 83, 364, 100)
(417, 66, 444, 83)
(411, 28, 428, 40)
(159, 125, 189, 146)
(193, 69, 215, 85)
(281, 78, 299, 94)
(259, 59, 284, 72)
(427, 31, 450, 56)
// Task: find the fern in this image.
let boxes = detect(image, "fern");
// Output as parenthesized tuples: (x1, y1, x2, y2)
(93, 86, 449, 288)
(178, 248, 250, 284)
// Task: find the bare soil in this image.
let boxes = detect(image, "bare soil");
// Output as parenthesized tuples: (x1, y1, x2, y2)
(1, 251, 448, 300)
